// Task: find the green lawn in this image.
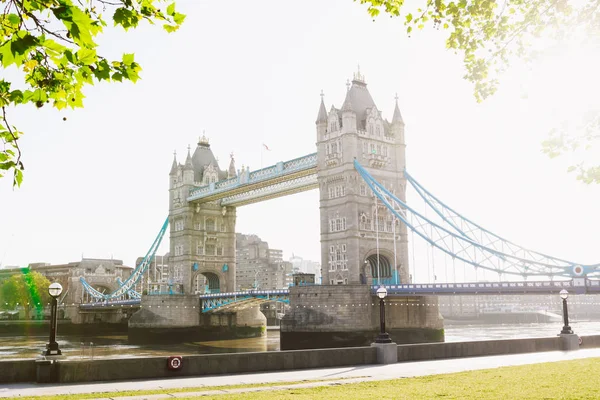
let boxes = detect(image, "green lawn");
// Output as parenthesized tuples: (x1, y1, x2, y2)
(17, 358, 600, 400)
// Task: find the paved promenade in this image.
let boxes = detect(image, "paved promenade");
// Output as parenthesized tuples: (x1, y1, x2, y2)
(2, 348, 600, 399)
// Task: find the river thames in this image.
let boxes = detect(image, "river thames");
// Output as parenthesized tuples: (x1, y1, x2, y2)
(2, 321, 600, 360)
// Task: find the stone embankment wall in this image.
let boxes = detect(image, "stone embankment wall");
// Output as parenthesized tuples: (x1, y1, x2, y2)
(4, 335, 600, 384)
(281, 285, 444, 349)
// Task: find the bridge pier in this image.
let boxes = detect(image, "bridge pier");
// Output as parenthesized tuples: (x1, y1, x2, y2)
(280, 285, 444, 350)
(128, 295, 266, 344)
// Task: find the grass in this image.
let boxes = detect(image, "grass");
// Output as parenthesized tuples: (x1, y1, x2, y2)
(14, 358, 600, 400)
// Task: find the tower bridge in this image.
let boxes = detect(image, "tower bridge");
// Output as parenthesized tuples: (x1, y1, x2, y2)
(76, 69, 599, 349)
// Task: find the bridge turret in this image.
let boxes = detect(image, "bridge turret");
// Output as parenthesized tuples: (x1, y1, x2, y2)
(183, 146, 195, 185)
(228, 153, 237, 178)
(315, 91, 328, 139)
(391, 94, 405, 145)
(341, 94, 356, 134)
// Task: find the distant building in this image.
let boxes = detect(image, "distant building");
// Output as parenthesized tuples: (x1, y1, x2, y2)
(0, 258, 133, 304)
(289, 255, 321, 283)
(236, 233, 293, 290)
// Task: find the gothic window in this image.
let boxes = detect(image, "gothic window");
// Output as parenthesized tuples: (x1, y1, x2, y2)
(383, 146, 388, 157)
(206, 218, 215, 232)
(360, 185, 367, 196)
(332, 142, 337, 153)
(342, 217, 347, 230)
(330, 246, 335, 254)
(329, 187, 334, 199)
(363, 142, 368, 153)
(335, 186, 340, 197)
(205, 244, 216, 256)
(377, 215, 385, 231)
(217, 247, 223, 256)
(330, 220, 335, 232)
(376, 125, 380, 136)
(174, 245, 184, 256)
(196, 244, 204, 255)
(370, 143, 375, 154)
(342, 244, 347, 252)
(336, 219, 342, 231)
(220, 222, 226, 232)
(341, 186, 345, 196)
(326, 145, 330, 155)
(336, 249, 342, 261)
(386, 220, 393, 232)
(377, 145, 382, 155)
(194, 220, 202, 230)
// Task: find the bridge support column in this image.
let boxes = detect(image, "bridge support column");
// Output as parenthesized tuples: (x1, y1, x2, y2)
(281, 285, 444, 350)
(199, 306, 266, 339)
(128, 295, 200, 344)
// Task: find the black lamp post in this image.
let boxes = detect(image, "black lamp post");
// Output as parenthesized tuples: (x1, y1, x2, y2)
(46, 282, 63, 356)
(559, 289, 573, 335)
(375, 286, 392, 343)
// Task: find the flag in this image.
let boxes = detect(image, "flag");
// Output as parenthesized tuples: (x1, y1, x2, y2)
(263, 143, 271, 151)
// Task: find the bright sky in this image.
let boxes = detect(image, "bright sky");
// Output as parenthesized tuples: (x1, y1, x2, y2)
(1, 0, 599, 281)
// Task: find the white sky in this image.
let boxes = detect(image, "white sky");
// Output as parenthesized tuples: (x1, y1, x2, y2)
(1, 0, 599, 279)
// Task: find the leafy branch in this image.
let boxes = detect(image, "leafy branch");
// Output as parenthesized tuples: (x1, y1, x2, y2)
(0, 0, 185, 187)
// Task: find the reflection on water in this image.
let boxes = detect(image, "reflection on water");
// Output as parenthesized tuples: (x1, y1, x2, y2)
(2, 321, 600, 360)
(0, 330, 281, 360)
(445, 320, 600, 342)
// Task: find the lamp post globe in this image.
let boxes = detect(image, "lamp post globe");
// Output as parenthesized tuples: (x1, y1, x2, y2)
(45, 282, 63, 356)
(559, 289, 573, 335)
(560, 289, 569, 300)
(377, 286, 387, 299)
(48, 282, 63, 298)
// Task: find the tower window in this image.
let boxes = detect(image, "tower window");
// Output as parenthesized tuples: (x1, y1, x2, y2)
(206, 218, 215, 232)
(360, 185, 367, 196)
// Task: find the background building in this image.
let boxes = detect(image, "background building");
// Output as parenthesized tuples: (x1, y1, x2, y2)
(289, 254, 321, 283)
(236, 233, 293, 291)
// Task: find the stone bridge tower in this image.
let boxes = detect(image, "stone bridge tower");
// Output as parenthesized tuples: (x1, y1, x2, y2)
(316, 70, 409, 286)
(169, 134, 237, 294)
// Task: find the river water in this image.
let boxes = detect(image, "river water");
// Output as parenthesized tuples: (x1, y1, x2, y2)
(2, 321, 600, 360)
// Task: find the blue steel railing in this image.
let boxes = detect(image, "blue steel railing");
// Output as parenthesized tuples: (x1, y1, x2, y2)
(188, 153, 317, 202)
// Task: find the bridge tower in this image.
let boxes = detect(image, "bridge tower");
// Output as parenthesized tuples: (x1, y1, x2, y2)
(317, 70, 409, 286)
(169, 134, 237, 294)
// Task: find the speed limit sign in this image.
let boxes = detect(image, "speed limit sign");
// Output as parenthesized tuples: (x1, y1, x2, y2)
(167, 356, 183, 370)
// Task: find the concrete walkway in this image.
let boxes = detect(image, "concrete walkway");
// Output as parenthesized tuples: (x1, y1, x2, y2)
(2, 348, 600, 398)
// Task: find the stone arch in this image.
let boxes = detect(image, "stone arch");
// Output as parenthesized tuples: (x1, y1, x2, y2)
(364, 248, 399, 285)
(193, 271, 221, 294)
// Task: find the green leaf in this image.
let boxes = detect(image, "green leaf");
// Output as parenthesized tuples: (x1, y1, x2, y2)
(77, 48, 97, 64)
(122, 53, 135, 65)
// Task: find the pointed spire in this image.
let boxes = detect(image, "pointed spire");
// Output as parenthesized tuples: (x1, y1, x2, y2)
(316, 90, 328, 124)
(184, 145, 193, 170)
(342, 95, 353, 112)
(228, 152, 236, 178)
(392, 93, 404, 124)
(170, 150, 178, 175)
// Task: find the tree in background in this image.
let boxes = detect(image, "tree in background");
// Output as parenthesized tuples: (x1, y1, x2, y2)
(0, 270, 52, 318)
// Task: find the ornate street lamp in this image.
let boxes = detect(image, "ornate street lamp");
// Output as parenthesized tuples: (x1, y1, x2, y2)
(559, 289, 573, 335)
(375, 286, 392, 343)
(46, 282, 63, 356)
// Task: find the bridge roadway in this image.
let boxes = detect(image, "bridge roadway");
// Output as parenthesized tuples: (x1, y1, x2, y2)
(78, 279, 600, 312)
